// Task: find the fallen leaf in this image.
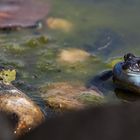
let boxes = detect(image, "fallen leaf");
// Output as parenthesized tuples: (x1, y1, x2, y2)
(0, 0, 49, 28)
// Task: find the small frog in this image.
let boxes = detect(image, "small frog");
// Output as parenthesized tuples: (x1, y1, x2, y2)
(88, 53, 140, 95)
(113, 53, 140, 94)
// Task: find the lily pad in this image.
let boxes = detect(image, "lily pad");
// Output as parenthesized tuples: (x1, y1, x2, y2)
(0, 0, 49, 29)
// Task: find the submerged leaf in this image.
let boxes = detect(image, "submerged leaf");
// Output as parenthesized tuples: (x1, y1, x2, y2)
(0, 0, 49, 28)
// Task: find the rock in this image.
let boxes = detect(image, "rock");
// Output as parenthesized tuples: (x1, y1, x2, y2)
(40, 82, 104, 111)
(47, 17, 73, 32)
(0, 67, 45, 136)
(0, 82, 45, 136)
(58, 48, 90, 63)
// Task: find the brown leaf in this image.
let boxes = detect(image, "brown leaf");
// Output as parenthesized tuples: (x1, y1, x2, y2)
(0, 0, 49, 28)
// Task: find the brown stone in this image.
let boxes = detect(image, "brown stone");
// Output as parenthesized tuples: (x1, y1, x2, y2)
(0, 82, 45, 136)
(40, 82, 104, 111)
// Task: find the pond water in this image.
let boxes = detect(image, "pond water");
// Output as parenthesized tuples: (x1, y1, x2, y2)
(1, 0, 140, 113)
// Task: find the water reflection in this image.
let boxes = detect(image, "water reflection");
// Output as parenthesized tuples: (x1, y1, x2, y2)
(115, 88, 140, 102)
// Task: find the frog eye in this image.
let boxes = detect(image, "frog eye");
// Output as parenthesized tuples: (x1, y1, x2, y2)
(124, 53, 135, 61)
(122, 62, 131, 70)
(137, 60, 140, 66)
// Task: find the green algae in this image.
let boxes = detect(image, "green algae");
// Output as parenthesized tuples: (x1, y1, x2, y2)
(77, 93, 105, 106)
(26, 35, 48, 48)
(36, 49, 60, 72)
(107, 57, 123, 68)
(37, 60, 59, 72)
(5, 44, 26, 54)
(36, 47, 104, 83)
(0, 59, 25, 69)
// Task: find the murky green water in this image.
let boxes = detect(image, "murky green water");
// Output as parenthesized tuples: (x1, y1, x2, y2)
(1, 0, 140, 111)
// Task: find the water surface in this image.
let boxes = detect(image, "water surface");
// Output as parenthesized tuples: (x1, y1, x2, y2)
(1, 0, 140, 111)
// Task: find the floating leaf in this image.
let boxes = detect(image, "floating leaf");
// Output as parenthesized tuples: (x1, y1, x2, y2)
(0, 0, 49, 29)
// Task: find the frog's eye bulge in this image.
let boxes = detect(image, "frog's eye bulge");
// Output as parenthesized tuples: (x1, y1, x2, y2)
(124, 53, 135, 61)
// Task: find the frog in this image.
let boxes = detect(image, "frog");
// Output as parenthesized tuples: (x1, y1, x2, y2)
(87, 53, 140, 96)
(113, 53, 140, 94)
(0, 66, 45, 136)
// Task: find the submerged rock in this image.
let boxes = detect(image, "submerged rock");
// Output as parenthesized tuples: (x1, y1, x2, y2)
(47, 17, 73, 32)
(58, 48, 90, 64)
(0, 0, 49, 29)
(40, 82, 104, 111)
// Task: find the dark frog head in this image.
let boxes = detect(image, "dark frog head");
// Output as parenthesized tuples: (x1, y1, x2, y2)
(113, 53, 140, 94)
(122, 53, 140, 73)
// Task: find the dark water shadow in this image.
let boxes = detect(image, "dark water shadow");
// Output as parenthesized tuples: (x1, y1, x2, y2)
(86, 70, 115, 96)
(115, 88, 140, 102)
